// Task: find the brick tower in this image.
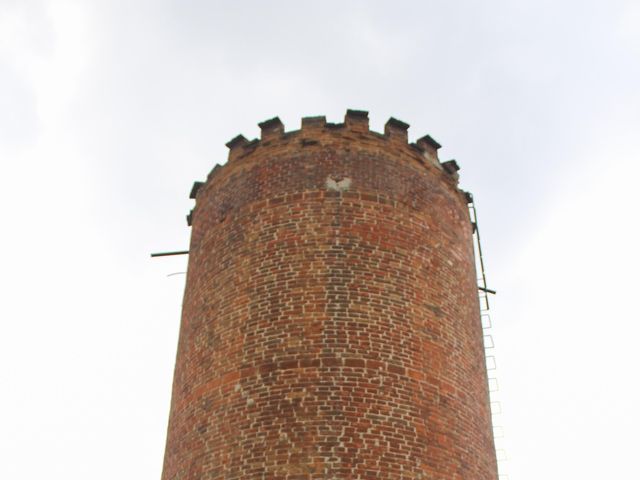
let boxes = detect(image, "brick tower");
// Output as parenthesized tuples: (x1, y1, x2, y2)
(161, 110, 498, 479)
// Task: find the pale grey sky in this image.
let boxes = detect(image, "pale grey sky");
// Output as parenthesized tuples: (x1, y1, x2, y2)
(1, 1, 639, 478)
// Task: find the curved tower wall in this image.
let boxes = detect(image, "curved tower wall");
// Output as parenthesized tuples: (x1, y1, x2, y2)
(161, 110, 498, 479)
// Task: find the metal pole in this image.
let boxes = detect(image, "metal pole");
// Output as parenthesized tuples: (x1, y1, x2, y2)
(150, 250, 189, 258)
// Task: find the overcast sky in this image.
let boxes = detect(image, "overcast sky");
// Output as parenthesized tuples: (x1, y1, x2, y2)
(1, 1, 639, 478)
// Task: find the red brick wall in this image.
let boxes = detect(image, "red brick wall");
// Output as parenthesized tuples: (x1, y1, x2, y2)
(161, 111, 498, 479)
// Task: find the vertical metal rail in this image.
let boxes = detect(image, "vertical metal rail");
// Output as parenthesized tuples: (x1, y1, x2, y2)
(470, 200, 495, 306)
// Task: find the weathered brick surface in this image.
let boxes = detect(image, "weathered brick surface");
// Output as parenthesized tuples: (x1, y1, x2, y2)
(161, 112, 498, 479)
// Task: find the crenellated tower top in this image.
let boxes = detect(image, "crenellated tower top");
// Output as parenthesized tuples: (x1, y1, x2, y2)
(187, 110, 462, 223)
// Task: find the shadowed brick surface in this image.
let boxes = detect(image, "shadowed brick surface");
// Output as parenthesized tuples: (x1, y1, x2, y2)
(161, 113, 498, 479)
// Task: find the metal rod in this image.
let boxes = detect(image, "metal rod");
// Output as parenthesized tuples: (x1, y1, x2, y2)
(470, 200, 491, 308)
(478, 286, 497, 295)
(150, 250, 189, 258)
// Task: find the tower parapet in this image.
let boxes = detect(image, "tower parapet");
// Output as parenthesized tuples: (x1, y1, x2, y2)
(190, 111, 455, 223)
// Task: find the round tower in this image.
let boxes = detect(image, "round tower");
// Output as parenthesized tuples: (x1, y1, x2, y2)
(161, 110, 498, 479)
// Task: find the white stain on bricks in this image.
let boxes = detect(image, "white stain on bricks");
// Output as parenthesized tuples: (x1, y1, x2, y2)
(326, 176, 352, 192)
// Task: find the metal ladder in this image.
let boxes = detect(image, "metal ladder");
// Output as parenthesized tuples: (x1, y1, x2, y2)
(468, 194, 509, 480)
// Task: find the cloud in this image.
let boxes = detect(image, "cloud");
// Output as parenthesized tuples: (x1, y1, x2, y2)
(1, 1, 639, 479)
(494, 112, 640, 478)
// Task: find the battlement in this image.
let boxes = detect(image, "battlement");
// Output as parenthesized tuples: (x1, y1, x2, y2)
(223, 110, 450, 169)
(191, 110, 460, 220)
